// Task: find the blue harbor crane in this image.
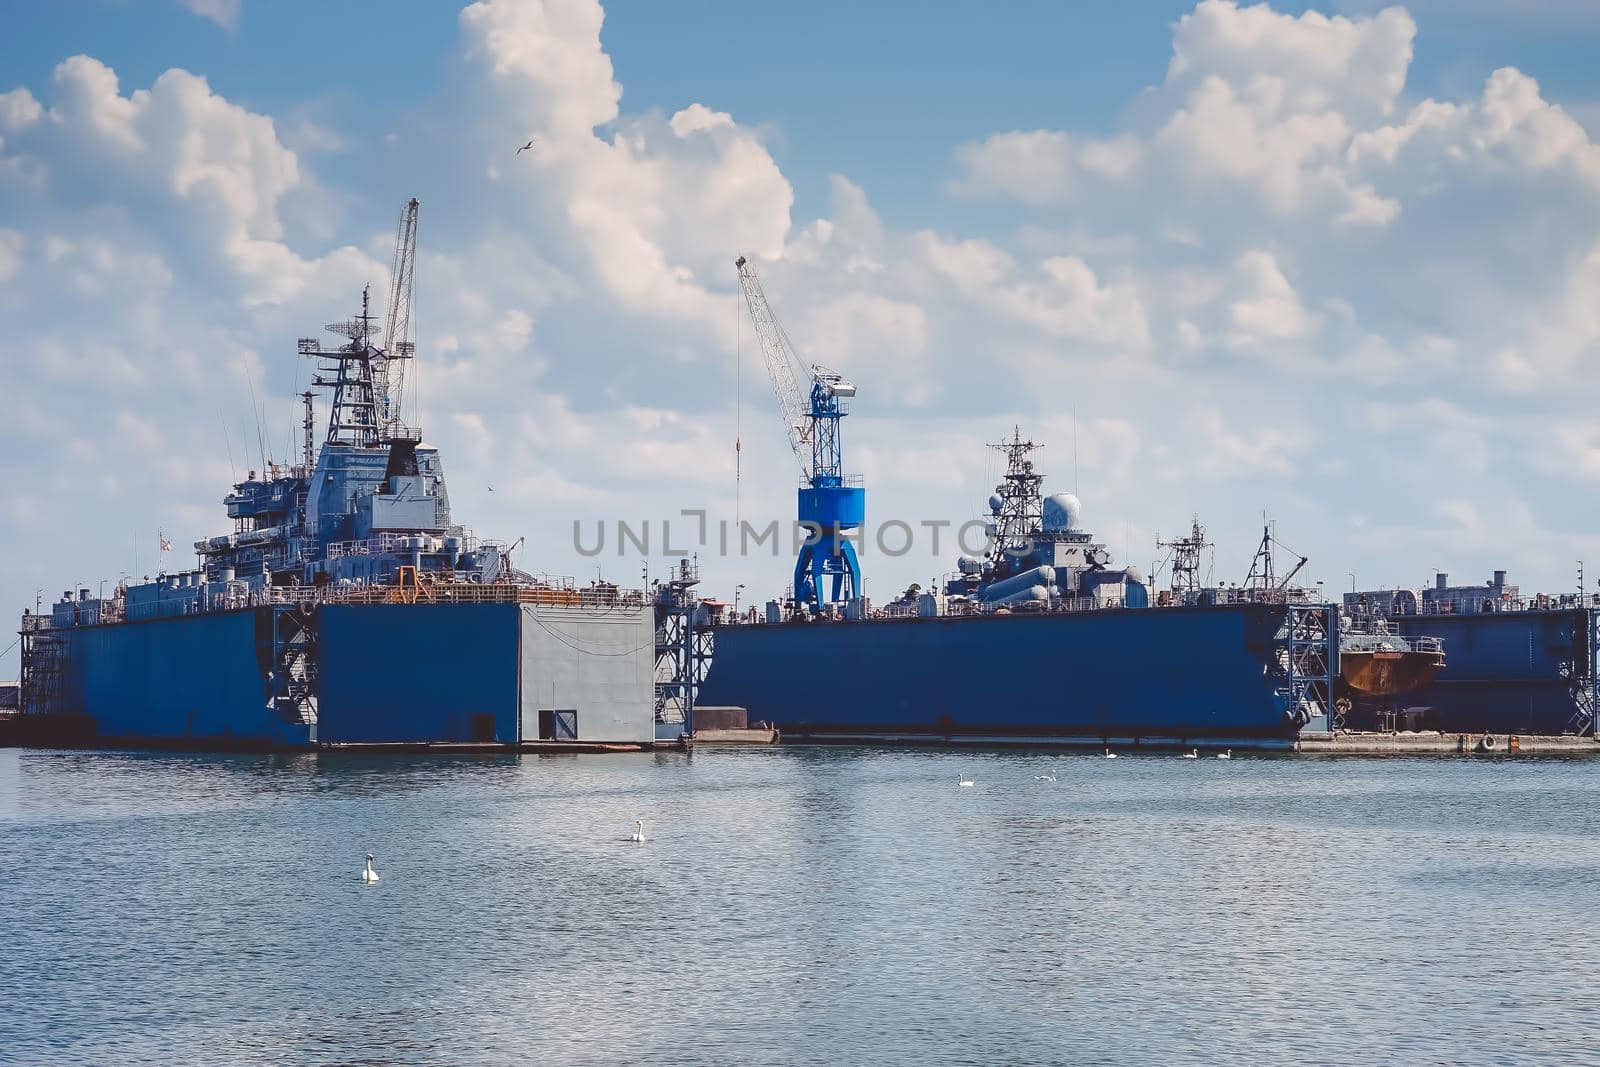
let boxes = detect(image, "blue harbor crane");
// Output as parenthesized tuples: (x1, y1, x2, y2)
(735, 256, 865, 613)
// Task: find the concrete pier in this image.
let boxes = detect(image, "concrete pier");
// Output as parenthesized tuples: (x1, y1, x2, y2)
(694, 726, 780, 744)
(687, 705, 780, 744)
(1295, 731, 1599, 755)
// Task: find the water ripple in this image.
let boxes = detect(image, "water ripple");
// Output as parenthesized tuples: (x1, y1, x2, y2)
(1, 747, 1597, 1065)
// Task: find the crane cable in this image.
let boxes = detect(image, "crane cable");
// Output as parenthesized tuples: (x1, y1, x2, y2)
(735, 285, 742, 529)
(523, 602, 659, 658)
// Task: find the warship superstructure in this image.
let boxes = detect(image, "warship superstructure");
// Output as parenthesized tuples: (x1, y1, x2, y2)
(14, 202, 656, 750)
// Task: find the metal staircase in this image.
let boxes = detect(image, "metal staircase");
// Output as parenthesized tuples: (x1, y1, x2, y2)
(267, 604, 318, 736)
(653, 559, 712, 737)
(1564, 608, 1599, 736)
(18, 615, 69, 719)
(1274, 604, 1335, 729)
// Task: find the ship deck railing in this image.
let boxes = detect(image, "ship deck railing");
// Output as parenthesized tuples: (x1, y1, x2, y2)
(1413, 595, 1600, 615)
(20, 581, 648, 629)
(1350, 588, 1600, 615)
(215, 582, 648, 611)
(326, 532, 426, 560)
(1341, 631, 1445, 655)
(324, 530, 492, 561)
(312, 585, 643, 607)
(277, 582, 648, 610)
(720, 586, 1349, 628)
(1351, 596, 1600, 617)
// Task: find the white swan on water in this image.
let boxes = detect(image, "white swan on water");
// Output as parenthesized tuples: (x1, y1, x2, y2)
(1182, 749, 1199, 760)
(1034, 772, 1057, 782)
(361, 853, 379, 884)
(1104, 749, 1117, 759)
(958, 775, 975, 787)
(1217, 750, 1233, 760)
(629, 820, 647, 843)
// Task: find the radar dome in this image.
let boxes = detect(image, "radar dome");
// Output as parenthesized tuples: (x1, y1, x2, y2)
(1042, 493, 1082, 532)
(957, 555, 982, 575)
(988, 494, 1003, 516)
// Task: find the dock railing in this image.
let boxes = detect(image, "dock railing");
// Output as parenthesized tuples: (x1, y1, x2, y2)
(712, 585, 1343, 628)
(266, 581, 647, 610)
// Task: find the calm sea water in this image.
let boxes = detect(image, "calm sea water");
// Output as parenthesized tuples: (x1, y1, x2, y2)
(1, 746, 1596, 1066)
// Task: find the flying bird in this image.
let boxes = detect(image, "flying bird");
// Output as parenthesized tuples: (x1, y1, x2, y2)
(516, 139, 536, 154)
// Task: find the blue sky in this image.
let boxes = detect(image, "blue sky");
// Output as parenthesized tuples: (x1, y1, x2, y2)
(8, 1, 1600, 228)
(5, 0, 1600, 675)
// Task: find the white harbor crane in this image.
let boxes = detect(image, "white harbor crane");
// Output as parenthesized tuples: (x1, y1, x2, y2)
(377, 197, 419, 439)
(735, 258, 813, 473)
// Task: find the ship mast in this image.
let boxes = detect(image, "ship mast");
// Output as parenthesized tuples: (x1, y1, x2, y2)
(1244, 519, 1309, 602)
(1158, 516, 1210, 600)
(299, 285, 382, 448)
(987, 427, 1044, 573)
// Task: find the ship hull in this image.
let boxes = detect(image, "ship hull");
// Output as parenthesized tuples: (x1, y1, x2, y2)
(697, 604, 1317, 744)
(1340, 650, 1444, 697)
